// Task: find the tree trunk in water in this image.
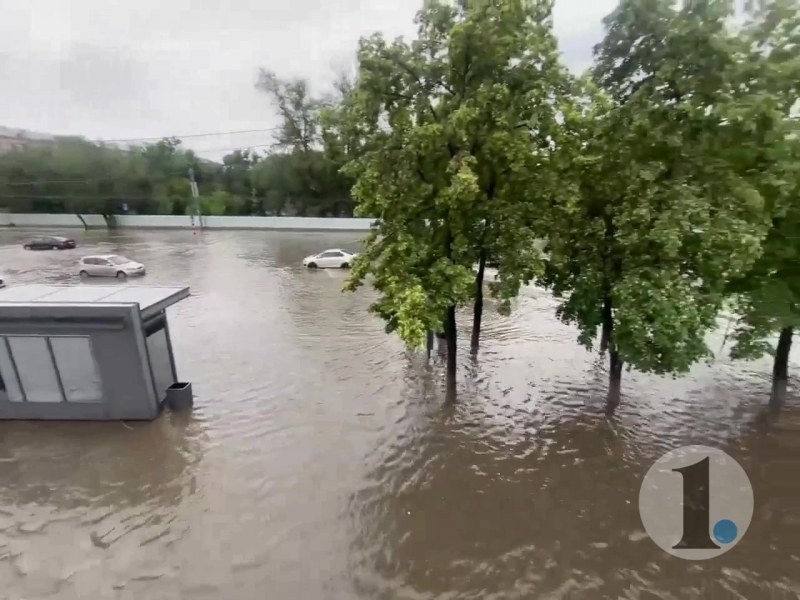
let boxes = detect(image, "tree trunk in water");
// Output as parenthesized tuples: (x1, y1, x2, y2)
(75, 213, 88, 231)
(772, 326, 793, 410)
(445, 305, 457, 402)
(599, 295, 612, 354)
(471, 249, 487, 354)
(607, 349, 623, 414)
(601, 294, 622, 413)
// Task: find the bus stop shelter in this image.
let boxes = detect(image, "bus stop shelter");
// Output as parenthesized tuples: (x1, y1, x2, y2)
(0, 284, 191, 420)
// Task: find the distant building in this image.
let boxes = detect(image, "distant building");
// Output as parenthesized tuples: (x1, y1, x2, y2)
(0, 126, 62, 154)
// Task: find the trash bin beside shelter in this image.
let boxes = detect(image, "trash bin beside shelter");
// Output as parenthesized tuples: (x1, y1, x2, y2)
(0, 284, 190, 420)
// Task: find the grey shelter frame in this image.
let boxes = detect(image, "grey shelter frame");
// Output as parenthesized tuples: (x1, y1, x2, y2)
(0, 284, 189, 420)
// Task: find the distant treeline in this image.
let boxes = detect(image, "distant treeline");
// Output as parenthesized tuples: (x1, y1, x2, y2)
(0, 70, 357, 218)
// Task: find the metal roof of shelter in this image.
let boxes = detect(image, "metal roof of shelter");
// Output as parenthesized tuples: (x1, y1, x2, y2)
(0, 284, 190, 320)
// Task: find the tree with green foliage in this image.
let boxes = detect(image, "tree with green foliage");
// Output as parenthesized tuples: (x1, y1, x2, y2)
(340, 0, 567, 396)
(0, 136, 231, 221)
(255, 70, 355, 217)
(539, 0, 775, 411)
(724, 0, 800, 408)
(194, 189, 238, 216)
(320, 70, 365, 216)
(0, 139, 157, 224)
(256, 70, 322, 153)
(220, 149, 260, 214)
(156, 177, 192, 216)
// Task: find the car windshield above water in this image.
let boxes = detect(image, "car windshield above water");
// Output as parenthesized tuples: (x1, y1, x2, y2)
(107, 255, 130, 265)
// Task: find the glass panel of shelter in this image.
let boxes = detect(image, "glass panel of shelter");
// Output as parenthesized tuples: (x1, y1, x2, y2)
(50, 337, 103, 402)
(0, 338, 24, 402)
(0, 335, 104, 403)
(8, 337, 63, 402)
(143, 313, 175, 401)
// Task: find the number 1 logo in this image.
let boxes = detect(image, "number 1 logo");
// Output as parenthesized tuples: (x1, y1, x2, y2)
(639, 446, 754, 560)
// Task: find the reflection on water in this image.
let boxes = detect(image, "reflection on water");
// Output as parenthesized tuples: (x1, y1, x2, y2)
(0, 228, 798, 599)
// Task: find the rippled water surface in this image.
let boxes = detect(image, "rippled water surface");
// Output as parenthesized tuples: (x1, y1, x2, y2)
(0, 228, 798, 600)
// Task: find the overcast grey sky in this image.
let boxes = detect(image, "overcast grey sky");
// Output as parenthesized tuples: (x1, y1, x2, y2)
(0, 0, 616, 160)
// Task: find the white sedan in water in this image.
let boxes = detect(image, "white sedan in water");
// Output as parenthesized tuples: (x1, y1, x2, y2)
(302, 249, 357, 269)
(78, 254, 146, 278)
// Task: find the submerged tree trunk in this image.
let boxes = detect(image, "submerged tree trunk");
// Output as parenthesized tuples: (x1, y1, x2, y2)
(772, 326, 793, 409)
(433, 317, 447, 357)
(75, 213, 88, 231)
(599, 295, 612, 354)
(471, 248, 487, 354)
(426, 330, 434, 361)
(445, 305, 457, 402)
(102, 214, 118, 229)
(607, 348, 623, 414)
(601, 294, 622, 412)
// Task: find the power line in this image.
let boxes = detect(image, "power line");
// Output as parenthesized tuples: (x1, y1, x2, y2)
(190, 143, 275, 154)
(96, 128, 282, 144)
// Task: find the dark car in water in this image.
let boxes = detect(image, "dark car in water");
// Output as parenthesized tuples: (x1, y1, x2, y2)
(22, 236, 76, 250)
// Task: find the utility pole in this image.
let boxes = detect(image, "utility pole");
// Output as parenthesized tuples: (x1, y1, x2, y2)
(188, 168, 201, 234)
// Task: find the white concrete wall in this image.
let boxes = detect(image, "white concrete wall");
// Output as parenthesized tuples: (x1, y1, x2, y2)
(0, 213, 375, 231)
(0, 213, 107, 228)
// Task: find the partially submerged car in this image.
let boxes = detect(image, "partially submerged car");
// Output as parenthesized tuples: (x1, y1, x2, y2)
(78, 254, 146, 279)
(302, 249, 357, 269)
(23, 235, 76, 250)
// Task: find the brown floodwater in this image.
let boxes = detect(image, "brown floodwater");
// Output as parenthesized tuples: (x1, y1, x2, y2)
(0, 227, 798, 600)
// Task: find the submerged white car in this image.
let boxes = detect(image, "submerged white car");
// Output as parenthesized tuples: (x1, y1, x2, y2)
(302, 249, 357, 269)
(78, 254, 146, 279)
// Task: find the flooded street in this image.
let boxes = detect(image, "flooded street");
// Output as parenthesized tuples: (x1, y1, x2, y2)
(0, 228, 798, 600)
